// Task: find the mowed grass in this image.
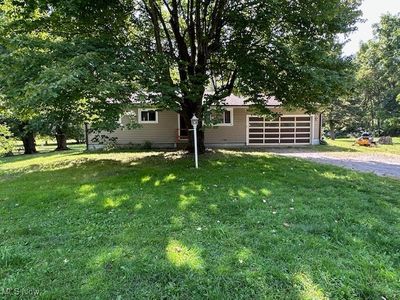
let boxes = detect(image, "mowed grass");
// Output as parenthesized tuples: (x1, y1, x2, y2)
(0, 148, 399, 299)
(322, 137, 400, 155)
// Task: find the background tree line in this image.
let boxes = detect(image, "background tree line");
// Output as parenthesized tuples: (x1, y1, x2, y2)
(324, 13, 400, 139)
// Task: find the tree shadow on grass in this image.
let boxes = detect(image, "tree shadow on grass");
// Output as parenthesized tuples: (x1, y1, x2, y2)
(0, 148, 78, 165)
(223, 144, 358, 154)
(1, 151, 399, 299)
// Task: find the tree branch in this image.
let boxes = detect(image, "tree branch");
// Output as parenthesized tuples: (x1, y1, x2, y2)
(153, 4, 175, 57)
(143, 0, 163, 53)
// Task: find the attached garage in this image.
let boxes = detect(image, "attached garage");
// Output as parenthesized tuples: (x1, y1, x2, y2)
(246, 115, 314, 145)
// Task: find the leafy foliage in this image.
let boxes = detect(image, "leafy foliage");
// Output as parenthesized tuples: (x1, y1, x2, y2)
(131, 0, 360, 150)
(355, 14, 400, 135)
(0, 123, 14, 156)
(1, 0, 361, 151)
(323, 13, 400, 137)
(0, 0, 138, 148)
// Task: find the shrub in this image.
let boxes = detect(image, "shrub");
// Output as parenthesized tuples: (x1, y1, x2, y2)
(90, 132, 118, 151)
(142, 141, 152, 150)
(0, 124, 15, 156)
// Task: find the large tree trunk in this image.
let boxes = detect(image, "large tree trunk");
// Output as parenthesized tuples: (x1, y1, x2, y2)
(181, 99, 206, 154)
(329, 120, 336, 140)
(55, 128, 69, 151)
(22, 132, 37, 154)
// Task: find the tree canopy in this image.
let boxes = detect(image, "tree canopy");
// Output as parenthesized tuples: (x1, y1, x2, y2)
(1, 0, 361, 152)
(0, 0, 137, 151)
(324, 13, 400, 137)
(355, 13, 400, 135)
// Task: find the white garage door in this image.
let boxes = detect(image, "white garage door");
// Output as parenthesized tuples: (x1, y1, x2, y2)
(247, 115, 313, 145)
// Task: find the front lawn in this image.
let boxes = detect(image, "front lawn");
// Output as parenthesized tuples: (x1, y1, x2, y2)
(1, 149, 399, 299)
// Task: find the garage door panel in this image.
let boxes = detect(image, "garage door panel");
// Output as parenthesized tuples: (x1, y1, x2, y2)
(281, 139, 295, 143)
(265, 139, 280, 144)
(249, 128, 264, 133)
(249, 139, 264, 144)
(247, 115, 312, 145)
(281, 123, 295, 127)
(296, 128, 310, 132)
(249, 134, 264, 138)
(249, 117, 263, 121)
(296, 117, 310, 121)
(265, 128, 279, 133)
(265, 123, 279, 128)
(281, 117, 295, 121)
(265, 134, 279, 138)
(297, 122, 310, 127)
(296, 139, 310, 143)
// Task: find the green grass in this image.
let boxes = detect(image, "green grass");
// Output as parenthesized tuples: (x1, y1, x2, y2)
(1, 148, 399, 299)
(321, 137, 400, 155)
(11, 141, 83, 155)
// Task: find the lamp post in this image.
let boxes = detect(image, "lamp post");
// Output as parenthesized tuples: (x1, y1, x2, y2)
(191, 114, 199, 169)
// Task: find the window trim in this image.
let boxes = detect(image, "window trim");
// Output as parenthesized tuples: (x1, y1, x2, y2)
(138, 108, 159, 124)
(216, 108, 234, 126)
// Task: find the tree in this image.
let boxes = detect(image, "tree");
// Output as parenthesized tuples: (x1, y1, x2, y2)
(132, 0, 361, 152)
(322, 14, 400, 139)
(66, 124, 85, 144)
(0, 0, 137, 151)
(0, 98, 39, 154)
(0, 123, 14, 156)
(320, 52, 357, 139)
(324, 97, 355, 140)
(1, 0, 361, 153)
(355, 14, 400, 135)
(0, 117, 38, 154)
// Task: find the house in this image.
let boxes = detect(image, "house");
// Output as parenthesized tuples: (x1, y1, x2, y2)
(88, 95, 322, 149)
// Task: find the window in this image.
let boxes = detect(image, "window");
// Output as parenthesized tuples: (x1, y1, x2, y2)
(138, 109, 158, 124)
(216, 108, 234, 126)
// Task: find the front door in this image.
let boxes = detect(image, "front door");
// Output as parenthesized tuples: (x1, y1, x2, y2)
(178, 115, 189, 140)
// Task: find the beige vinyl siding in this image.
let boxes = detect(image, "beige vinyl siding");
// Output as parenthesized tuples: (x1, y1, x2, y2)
(88, 107, 321, 149)
(88, 109, 177, 148)
(204, 108, 247, 145)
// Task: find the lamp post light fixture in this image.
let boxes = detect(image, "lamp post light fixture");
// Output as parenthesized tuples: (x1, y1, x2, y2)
(191, 114, 199, 169)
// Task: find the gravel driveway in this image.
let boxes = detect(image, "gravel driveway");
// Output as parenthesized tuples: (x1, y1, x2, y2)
(269, 149, 400, 179)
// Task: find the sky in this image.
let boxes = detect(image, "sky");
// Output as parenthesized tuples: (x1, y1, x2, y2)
(342, 0, 400, 56)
